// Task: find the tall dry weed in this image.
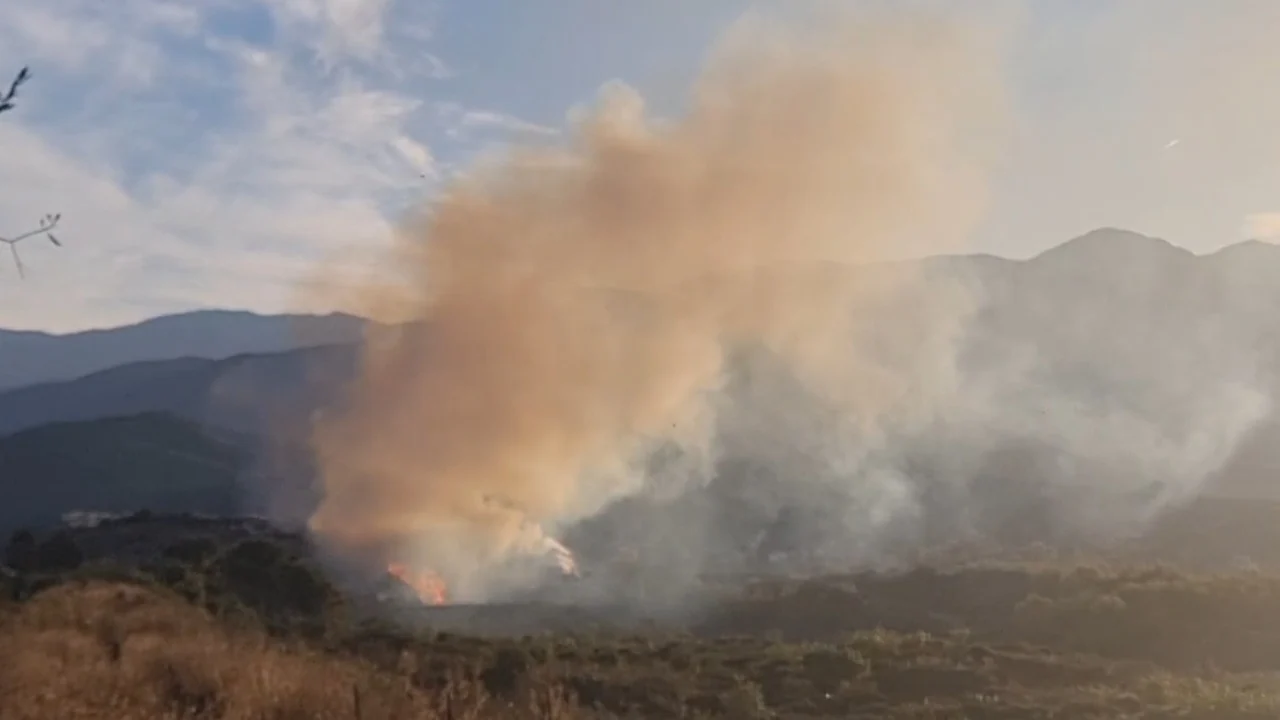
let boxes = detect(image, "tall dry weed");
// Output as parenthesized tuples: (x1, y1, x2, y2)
(0, 581, 582, 720)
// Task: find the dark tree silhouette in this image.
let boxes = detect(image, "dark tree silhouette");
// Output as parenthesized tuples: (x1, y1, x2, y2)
(36, 531, 84, 572)
(3, 529, 37, 572)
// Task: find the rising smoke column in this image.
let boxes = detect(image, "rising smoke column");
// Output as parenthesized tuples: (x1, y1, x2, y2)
(307, 6, 1011, 598)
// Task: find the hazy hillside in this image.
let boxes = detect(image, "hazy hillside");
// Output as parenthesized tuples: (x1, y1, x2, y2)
(10, 229, 1280, 433)
(4, 228, 1280, 525)
(972, 230, 1280, 499)
(0, 413, 248, 532)
(0, 309, 367, 391)
(0, 343, 359, 437)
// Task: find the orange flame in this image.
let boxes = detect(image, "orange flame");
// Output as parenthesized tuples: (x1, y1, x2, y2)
(387, 562, 449, 605)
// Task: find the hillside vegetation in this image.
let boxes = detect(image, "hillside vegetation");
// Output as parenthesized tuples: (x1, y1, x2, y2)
(6, 522, 1280, 718)
(0, 414, 246, 532)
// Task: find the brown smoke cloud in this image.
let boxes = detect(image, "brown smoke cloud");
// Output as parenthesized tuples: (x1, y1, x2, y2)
(305, 5, 1011, 594)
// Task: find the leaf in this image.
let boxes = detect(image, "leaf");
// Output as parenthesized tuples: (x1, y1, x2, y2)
(47, 234, 61, 247)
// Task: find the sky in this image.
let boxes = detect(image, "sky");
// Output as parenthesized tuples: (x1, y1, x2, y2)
(1, 0, 1279, 331)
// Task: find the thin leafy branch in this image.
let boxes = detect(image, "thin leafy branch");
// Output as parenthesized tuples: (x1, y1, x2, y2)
(1, 213, 63, 278)
(0, 66, 30, 116)
(0, 67, 66, 278)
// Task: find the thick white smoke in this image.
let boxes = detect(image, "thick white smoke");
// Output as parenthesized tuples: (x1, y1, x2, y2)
(301, 3, 1271, 605)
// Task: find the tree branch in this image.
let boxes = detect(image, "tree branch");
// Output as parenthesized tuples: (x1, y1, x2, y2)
(0, 67, 30, 116)
(1, 213, 63, 279)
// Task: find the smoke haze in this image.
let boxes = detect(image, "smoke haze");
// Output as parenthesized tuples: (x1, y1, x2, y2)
(304, 3, 1272, 603)
(983, 0, 1280, 255)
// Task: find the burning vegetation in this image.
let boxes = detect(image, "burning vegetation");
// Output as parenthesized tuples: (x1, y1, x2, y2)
(374, 523, 581, 607)
(306, 4, 1006, 603)
(386, 562, 449, 605)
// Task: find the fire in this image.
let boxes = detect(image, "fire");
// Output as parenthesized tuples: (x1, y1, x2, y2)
(543, 536, 581, 578)
(387, 562, 449, 605)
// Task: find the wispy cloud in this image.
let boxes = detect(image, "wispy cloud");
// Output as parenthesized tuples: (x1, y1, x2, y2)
(436, 102, 560, 140)
(269, 0, 394, 65)
(0, 0, 541, 331)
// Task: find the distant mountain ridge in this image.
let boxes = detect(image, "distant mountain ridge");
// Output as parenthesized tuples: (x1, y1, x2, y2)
(0, 309, 367, 391)
(4, 230, 1280, 439)
(4, 229, 1280, 505)
(0, 343, 359, 438)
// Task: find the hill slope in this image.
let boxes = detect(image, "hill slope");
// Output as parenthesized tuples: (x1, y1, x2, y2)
(4, 228, 1280, 528)
(0, 413, 248, 532)
(13, 229, 1279, 435)
(0, 343, 359, 438)
(0, 309, 366, 391)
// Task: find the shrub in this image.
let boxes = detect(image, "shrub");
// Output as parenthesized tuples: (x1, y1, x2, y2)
(36, 531, 84, 573)
(4, 529, 37, 573)
(161, 538, 219, 568)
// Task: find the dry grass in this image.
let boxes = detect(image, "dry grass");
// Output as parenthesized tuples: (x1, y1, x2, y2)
(7, 570, 1280, 718)
(0, 581, 580, 720)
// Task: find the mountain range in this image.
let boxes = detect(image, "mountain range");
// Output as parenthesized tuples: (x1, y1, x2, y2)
(3, 227, 1280, 534)
(0, 309, 366, 391)
(5, 227, 1279, 431)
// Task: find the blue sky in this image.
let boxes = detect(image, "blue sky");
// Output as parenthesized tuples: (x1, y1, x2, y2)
(2, 0, 1280, 331)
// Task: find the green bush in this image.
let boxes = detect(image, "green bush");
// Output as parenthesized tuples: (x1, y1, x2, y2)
(200, 539, 341, 634)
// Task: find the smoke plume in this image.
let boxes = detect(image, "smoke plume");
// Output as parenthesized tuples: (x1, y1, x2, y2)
(305, 3, 1272, 604)
(306, 5, 1009, 598)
